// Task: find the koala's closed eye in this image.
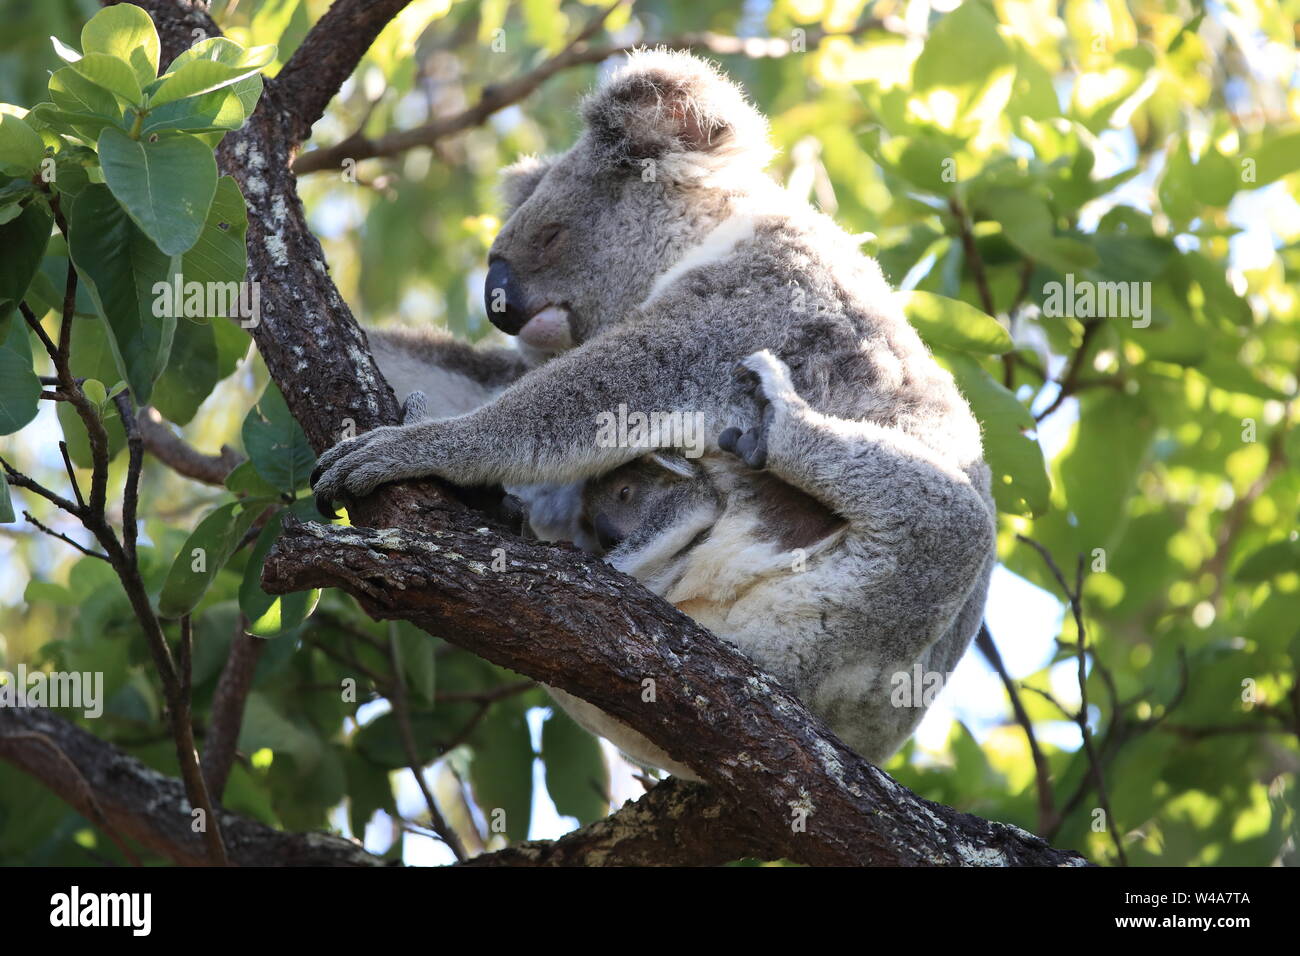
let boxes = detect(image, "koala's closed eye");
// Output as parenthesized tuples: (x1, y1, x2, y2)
(538, 224, 566, 249)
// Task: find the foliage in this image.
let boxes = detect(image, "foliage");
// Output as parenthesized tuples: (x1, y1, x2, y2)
(0, 0, 1297, 866)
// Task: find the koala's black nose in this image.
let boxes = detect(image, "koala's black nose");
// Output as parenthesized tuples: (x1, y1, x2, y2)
(484, 258, 529, 335)
(593, 513, 625, 552)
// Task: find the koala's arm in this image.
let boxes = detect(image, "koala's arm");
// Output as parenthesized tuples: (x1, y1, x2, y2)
(366, 327, 534, 421)
(730, 351, 996, 653)
(312, 323, 739, 504)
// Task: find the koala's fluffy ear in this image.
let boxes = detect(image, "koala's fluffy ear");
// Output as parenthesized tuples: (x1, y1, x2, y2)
(582, 49, 771, 172)
(645, 451, 700, 480)
(499, 154, 555, 217)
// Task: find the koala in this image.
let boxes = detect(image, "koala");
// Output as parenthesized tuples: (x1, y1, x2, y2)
(556, 351, 996, 778)
(311, 50, 997, 774)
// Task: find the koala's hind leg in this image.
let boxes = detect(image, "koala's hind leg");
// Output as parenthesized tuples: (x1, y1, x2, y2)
(720, 350, 996, 658)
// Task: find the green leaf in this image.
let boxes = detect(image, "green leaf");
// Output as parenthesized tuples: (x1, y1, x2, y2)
(469, 703, 534, 843)
(343, 751, 396, 837)
(239, 692, 321, 771)
(353, 703, 480, 769)
(0, 314, 41, 436)
(0, 197, 54, 321)
(0, 107, 46, 174)
(142, 87, 246, 135)
(24, 105, 118, 141)
(899, 290, 1012, 354)
(150, 318, 218, 425)
(225, 459, 281, 498)
(70, 53, 143, 104)
(178, 175, 249, 306)
(80, 2, 160, 89)
(97, 126, 217, 255)
(151, 177, 250, 423)
(239, 505, 320, 638)
(1058, 391, 1155, 550)
(158, 497, 268, 618)
(936, 349, 1050, 516)
(1248, 131, 1300, 187)
(541, 708, 609, 825)
(241, 383, 316, 495)
(166, 38, 271, 119)
(1234, 538, 1300, 583)
(149, 53, 272, 109)
(67, 183, 177, 404)
(48, 67, 121, 121)
(393, 621, 436, 704)
(82, 378, 107, 407)
(0, 469, 14, 523)
(912, 1, 1014, 132)
(982, 187, 1098, 274)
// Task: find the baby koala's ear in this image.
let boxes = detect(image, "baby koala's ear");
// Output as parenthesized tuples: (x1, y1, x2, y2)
(499, 154, 555, 218)
(581, 48, 771, 172)
(645, 450, 699, 479)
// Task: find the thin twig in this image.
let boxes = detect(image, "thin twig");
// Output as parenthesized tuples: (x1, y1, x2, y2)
(976, 623, 1057, 834)
(59, 442, 85, 510)
(387, 625, 467, 861)
(20, 510, 109, 561)
(1017, 534, 1128, 865)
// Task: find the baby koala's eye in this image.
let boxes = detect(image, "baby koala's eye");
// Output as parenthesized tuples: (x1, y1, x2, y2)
(618, 485, 632, 502)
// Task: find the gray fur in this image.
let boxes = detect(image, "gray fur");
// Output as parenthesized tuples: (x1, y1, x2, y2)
(368, 327, 589, 546)
(313, 50, 997, 776)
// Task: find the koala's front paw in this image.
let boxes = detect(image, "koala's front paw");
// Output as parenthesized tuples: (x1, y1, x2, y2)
(719, 350, 794, 470)
(310, 424, 427, 518)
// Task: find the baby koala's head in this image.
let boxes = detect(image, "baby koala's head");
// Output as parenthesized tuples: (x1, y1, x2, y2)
(580, 452, 723, 586)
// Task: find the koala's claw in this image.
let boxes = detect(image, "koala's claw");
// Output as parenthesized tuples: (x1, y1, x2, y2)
(315, 493, 341, 521)
(719, 423, 768, 469)
(721, 350, 793, 470)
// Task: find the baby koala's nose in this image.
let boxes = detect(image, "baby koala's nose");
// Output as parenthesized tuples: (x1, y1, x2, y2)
(593, 513, 625, 552)
(484, 257, 530, 335)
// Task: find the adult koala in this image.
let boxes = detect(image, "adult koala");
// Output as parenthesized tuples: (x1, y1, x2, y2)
(313, 50, 996, 776)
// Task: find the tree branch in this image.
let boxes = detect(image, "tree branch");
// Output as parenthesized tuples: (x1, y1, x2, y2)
(292, 11, 889, 175)
(263, 518, 1088, 867)
(461, 777, 773, 866)
(0, 705, 381, 866)
(137, 406, 245, 486)
(275, 0, 418, 143)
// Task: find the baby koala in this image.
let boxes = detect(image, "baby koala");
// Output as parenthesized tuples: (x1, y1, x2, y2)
(550, 351, 995, 779)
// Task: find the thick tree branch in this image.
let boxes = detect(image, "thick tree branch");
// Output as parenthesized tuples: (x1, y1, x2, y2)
(462, 777, 772, 866)
(0, 705, 382, 866)
(275, 0, 416, 142)
(263, 518, 1088, 867)
(137, 406, 245, 486)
